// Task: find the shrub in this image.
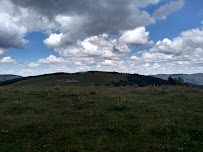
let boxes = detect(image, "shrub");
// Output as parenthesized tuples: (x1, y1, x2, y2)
(90, 91, 96, 95)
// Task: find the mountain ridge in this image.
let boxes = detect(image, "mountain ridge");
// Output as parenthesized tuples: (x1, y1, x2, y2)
(0, 74, 22, 82)
(152, 73, 203, 86)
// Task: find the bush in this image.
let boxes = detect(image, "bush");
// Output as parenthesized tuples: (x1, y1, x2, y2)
(167, 76, 184, 86)
(90, 91, 96, 95)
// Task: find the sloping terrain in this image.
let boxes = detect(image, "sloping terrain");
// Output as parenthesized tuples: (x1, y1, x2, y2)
(0, 75, 21, 82)
(3, 71, 167, 87)
(8, 72, 127, 86)
(153, 73, 203, 85)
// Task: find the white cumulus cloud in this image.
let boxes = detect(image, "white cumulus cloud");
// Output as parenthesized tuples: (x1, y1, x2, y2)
(128, 26, 203, 74)
(55, 34, 131, 59)
(38, 55, 68, 64)
(0, 56, 16, 63)
(43, 33, 65, 48)
(119, 27, 154, 46)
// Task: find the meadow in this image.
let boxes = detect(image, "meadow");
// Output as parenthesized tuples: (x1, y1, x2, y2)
(0, 85, 202, 151)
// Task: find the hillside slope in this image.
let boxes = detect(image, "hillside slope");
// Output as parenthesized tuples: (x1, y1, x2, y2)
(5, 71, 167, 87)
(0, 75, 21, 82)
(9, 72, 127, 86)
(153, 74, 203, 85)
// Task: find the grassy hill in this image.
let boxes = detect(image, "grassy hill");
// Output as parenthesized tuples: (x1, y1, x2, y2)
(4, 71, 167, 87)
(153, 73, 203, 86)
(8, 71, 127, 86)
(0, 85, 202, 151)
(0, 72, 202, 151)
(0, 74, 21, 82)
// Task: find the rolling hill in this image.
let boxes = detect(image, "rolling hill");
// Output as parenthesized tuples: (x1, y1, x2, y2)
(0, 72, 202, 151)
(0, 75, 21, 82)
(1, 71, 168, 87)
(153, 73, 203, 86)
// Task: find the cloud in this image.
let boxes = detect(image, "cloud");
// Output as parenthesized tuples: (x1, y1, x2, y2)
(119, 27, 154, 46)
(129, 61, 203, 75)
(55, 34, 131, 59)
(21, 55, 69, 68)
(43, 33, 65, 48)
(129, 27, 203, 64)
(36, 25, 203, 74)
(75, 57, 95, 66)
(44, 10, 154, 48)
(141, 52, 174, 62)
(20, 26, 203, 75)
(153, 0, 184, 20)
(23, 62, 40, 68)
(181, 28, 203, 44)
(2, 0, 201, 75)
(9, 0, 159, 49)
(0, 48, 6, 56)
(0, 56, 16, 63)
(23, 55, 96, 70)
(38, 55, 68, 64)
(0, 0, 55, 55)
(0, 0, 184, 53)
(0, 12, 27, 51)
(100, 59, 124, 67)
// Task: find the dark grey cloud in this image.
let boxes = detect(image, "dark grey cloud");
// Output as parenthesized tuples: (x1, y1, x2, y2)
(10, 0, 157, 38)
(0, 0, 161, 53)
(11, 0, 159, 18)
(0, 0, 185, 53)
(0, 12, 27, 51)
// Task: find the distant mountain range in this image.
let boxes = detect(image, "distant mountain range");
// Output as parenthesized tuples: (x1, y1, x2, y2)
(0, 75, 22, 82)
(152, 73, 203, 86)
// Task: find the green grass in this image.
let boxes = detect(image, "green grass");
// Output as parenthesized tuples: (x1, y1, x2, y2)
(0, 85, 202, 151)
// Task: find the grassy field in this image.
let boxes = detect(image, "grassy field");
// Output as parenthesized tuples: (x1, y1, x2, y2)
(0, 85, 202, 152)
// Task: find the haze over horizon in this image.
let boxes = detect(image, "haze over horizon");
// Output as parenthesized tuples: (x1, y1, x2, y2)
(0, 0, 203, 76)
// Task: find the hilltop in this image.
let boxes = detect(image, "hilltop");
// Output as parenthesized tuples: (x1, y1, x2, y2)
(0, 71, 168, 87)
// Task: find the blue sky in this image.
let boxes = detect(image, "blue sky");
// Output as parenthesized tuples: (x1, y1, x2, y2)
(0, 0, 203, 76)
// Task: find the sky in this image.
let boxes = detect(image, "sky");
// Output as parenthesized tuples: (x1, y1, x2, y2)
(0, 0, 203, 76)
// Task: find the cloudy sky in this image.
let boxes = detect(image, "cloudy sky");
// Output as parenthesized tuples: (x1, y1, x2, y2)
(0, 0, 203, 76)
